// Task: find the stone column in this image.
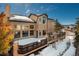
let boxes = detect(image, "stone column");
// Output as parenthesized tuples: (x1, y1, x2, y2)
(38, 30, 39, 38)
(20, 25, 22, 38)
(28, 30, 30, 38)
(13, 41, 19, 56)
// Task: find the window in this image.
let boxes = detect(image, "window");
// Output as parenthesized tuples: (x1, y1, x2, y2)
(14, 31, 20, 38)
(39, 31, 41, 36)
(43, 19, 46, 24)
(43, 30, 46, 35)
(22, 31, 28, 37)
(30, 30, 34, 36)
(39, 18, 41, 23)
(43, 16, 46, 24)
(30, 25, 34, 29)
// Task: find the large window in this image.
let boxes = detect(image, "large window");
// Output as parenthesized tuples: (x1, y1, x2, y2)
(22, 31, 28, 37)
(43, 16, 47, 24)
(30, 30, 34, 36)
(14, 31, 20, 38)
(39, 16, 47, 24)
(43, 19, 46, 24)
(30, 25, 34, 29)
(43, 30, 46, 35)
(39, 31, 41, 36)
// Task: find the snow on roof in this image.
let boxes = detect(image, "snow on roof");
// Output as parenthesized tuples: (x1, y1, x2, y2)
(15, 37, 46, 45)
(9, 15, 34, 22)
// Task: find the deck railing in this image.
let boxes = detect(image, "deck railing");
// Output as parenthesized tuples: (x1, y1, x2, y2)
(13, 32, 65, 56)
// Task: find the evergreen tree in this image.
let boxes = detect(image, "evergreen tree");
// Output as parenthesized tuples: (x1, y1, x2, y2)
(74, 18, 79, 48)
(55, 19, 63, 32)
(76, 19, 79, 34)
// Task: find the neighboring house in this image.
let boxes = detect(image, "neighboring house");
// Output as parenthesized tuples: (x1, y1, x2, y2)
(3, 4, 56, 39)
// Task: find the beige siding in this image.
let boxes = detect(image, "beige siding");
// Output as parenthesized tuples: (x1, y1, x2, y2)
(9, 14, 56, 38)
(30, 15, 38, 21)
(48, 20, 56, 34)
(10, 21, 36, 38)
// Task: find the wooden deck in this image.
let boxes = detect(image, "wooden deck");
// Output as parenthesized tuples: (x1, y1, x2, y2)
(13, 32, 65, 56)
(19, 44, 48, 56)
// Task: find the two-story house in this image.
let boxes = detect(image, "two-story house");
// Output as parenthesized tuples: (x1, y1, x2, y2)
(29, 14, 48, 38)
(29, 14, 56, 37)
(4, 4, 56, 39)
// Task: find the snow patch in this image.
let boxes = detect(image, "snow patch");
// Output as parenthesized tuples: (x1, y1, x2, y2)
(15, 37, 46, 45)
(36, 38, 69, 56)
(10, 15, 34, 22)
(35, 32, 76, 56)
(63, 43, 76, 56)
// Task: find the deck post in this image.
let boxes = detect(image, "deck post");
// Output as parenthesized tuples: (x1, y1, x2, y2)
(13, 41, 19, 56)
(20, 25, 22, 38)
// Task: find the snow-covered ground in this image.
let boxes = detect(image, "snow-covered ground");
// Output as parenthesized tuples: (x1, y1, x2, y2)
(63, 43, 75, 56)
(34, 32, 76, 56)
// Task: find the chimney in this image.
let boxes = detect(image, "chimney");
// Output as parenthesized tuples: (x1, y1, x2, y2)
(5, 4, 10, 17)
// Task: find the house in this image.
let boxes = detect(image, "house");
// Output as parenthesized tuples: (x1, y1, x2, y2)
(28, 14, 48, 38)
(3, 4, 56, 39)
(29, 14, 56, 37)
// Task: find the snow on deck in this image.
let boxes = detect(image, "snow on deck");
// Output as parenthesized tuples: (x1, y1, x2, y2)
(15, 37, 46, 45)
(36, 38, 69, 56)
(35, 32, 76, 56)
(10, 15, 34, 22)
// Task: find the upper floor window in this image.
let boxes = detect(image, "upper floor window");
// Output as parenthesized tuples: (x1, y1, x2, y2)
(38, 15, 47, 24)
(43, 16, 47, 24)
(30, 25, 34, 29)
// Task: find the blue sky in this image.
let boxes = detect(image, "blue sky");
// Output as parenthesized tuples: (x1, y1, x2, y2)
(0, 3, 79, 25)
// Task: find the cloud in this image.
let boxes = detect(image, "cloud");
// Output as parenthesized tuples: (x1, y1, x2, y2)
(25, 9, 31, 16)
(26, 9, 31, 14)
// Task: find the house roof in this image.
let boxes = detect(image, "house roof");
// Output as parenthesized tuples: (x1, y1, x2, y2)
(48, 18, 56, 22)
(9, 15, 35, 23)
(28, 13, 48, 17)
(28, 13, 56, 22)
